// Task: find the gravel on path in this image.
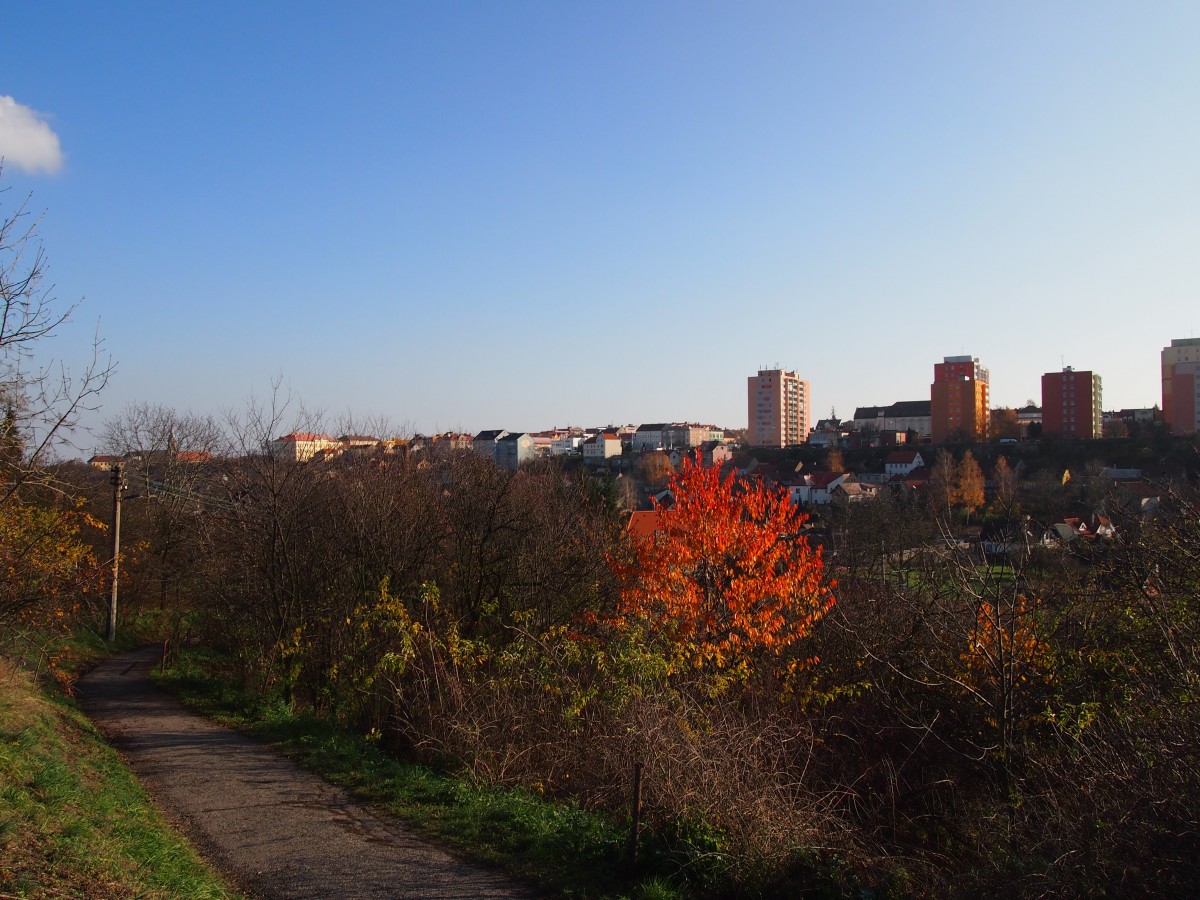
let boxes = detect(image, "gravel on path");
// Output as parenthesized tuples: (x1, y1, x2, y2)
(79, 646, 537, 900)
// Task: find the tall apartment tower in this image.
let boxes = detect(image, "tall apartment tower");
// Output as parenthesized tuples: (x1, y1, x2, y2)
(1041, 367, 1102, 439)
(1162, 337, 1200, 436)
(747, 369, 810, 447)
(931, 355, 990, 443)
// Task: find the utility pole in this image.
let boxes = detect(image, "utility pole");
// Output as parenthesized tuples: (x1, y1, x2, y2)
(107, 462, 125, 642)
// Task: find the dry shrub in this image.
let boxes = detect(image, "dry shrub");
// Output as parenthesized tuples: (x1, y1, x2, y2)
(382, 623, 853, 880)
(600, 692, 846, 864)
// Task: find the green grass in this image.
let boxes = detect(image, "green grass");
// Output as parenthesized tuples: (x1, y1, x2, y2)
(0, 653, 239, 899)
(153, 647, 758, 899)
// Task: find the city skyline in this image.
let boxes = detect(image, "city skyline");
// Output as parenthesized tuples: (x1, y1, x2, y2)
(4, 4, 1198, 452)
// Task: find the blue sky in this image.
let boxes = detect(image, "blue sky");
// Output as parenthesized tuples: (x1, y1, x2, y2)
(4, 2, 1198, 451)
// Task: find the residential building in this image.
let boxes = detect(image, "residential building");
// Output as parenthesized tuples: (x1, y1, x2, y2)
(884, 449, 925, 477)
(496, 432, 535, 470)
(269, 432, 341, 462)
(1115, 408, 1159, 426)
(583, 433, 622, 464)
(1106, 408, 1161, 437)
(787, 470, 846, 506)
(551, 435, 585, 456)
(1162, 338, 1200, 435)
(854, 472, 893, 485)
(931, 356, 990, 443)
(747, 369, 810, 448)
(699, 440, 733, 468)
(471, 430, 509, 461)
(807, 418, 847, 448)
(440, 432, 475, 452)
(833, 481, 879, 503)
(632, 423, 670, 453)
(666, 423, 709, 449)
(1016, 404, 1042, 436)
(1041, 367, 1103, 439)
(409, 432, 471, 455)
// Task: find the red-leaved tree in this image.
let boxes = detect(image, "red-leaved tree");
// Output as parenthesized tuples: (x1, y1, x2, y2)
(613, 453, 834, 671)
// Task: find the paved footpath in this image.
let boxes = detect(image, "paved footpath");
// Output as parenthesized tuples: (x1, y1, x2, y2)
(79, 646, 536, 900)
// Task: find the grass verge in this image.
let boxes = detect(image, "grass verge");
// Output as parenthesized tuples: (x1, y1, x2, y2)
(0, 650, 239, 899)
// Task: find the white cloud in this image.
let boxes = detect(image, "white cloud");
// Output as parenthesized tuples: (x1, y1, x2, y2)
(0, 96, 64, 174)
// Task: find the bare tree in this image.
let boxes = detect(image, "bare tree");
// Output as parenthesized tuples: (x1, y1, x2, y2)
(1, 177, 112, 499)
(99, 402, 228, 611)
(203, 382, 331, 687)
(636, 450, 673, 490)
(992, 455, 1020, 515)
(928, 449, 958, 523)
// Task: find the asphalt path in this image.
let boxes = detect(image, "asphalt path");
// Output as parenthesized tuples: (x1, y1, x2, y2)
(78, 646, 536, 900)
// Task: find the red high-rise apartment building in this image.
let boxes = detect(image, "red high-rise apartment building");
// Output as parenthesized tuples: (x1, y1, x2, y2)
(1041, 367, 1102, 439)
(1162, 338, 1200, 436)
(931, 355, 989, 443)
(747, 368, 810, 447)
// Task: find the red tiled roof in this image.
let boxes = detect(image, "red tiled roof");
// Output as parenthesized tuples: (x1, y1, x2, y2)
(806, 471, 843, 489)
(627, 510, 664, 540)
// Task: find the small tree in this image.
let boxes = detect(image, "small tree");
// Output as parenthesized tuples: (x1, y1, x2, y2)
(957, 450, 985, 521)
(989, 407, 1021, 441)
(991, 456, 1020, 515)
(1102, 417, 1128, 439)
(636, 450, 674, 490)
(929, 449, 959, 523)
(613, 452, 834, 673)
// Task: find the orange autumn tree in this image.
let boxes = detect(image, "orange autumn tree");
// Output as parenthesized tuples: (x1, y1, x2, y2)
(0, 497, 104, 638)
(613, 452, 834, 671)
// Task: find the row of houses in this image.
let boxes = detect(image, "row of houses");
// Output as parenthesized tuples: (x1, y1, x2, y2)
(266, 428, 624, 467)
(265, 424, 726, 469)
(267, 432, 401, 462)
(469, 426, 735, 470)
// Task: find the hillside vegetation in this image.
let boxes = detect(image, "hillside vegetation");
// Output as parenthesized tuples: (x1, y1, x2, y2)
(0, 651, 237, 898)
